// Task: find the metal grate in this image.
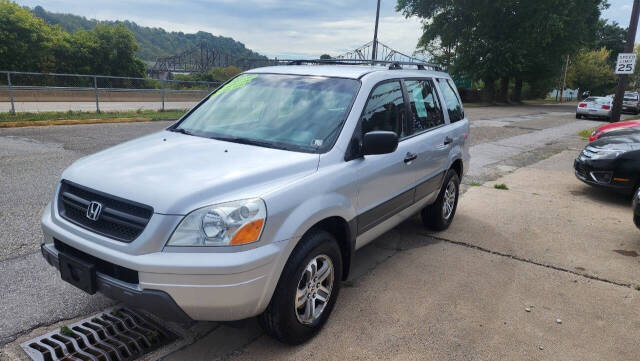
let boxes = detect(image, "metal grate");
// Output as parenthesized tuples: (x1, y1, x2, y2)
(58, 180, 153, 243)
(21, 308, 178, 361)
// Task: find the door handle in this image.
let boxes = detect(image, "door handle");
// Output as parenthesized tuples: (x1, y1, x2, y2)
(404, 152, 418, 163)
(444, 136, 453, 145)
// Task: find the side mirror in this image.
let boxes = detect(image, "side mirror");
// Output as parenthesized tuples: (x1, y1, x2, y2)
(362, 131, 399, 156)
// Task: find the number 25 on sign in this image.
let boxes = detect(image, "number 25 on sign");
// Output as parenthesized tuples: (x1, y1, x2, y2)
(616, 53, 637, 75)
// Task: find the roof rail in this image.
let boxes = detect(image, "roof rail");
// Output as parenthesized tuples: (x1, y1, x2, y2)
(281, 59, 443, 72)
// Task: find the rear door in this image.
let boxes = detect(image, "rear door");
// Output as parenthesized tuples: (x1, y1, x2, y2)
(403, 78, 449, 200)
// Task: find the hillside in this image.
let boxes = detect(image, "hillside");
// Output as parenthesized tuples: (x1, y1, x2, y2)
(31, 5, 267, 62)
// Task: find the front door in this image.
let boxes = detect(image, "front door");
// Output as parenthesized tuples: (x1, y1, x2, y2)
(351, 80, 418, 242)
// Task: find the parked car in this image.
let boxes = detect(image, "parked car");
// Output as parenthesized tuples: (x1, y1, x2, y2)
(633, 188, 640, 229)
(574, 134, 640, 195)
(40, 61, 470, 344)
(576, 97, 612, 121)
(623, 92, 640, 114)
(589, 120, 640, 142)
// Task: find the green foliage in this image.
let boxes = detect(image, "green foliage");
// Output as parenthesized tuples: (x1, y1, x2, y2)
(60, 325, 76, 337)
(0, 1, 145, 76)
(174, 66, 242, 83)
(567, 48, 616, 95)
(31, 5, 266, 62)
(320, 54, 332, 60)
(578, 128, 596, 140)
(494, 184, 509, 190)
(0, 0, 69, 72)
(67, 24, 146, 77)
(0, 109, 187, 122)
(594, 20, 627, 64)
(396, 0, 606, 101)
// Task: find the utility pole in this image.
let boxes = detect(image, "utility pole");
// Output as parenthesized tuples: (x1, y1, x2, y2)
(559, 55, 570, 103)
(611, 0, 640, 122)
(371, 0, 381, 64)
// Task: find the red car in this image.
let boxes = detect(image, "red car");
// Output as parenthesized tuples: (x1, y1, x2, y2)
(589, 120, 640, 142)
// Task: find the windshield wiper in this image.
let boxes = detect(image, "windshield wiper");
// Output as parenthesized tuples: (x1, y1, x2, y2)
(170, 128, 194, 136)
(210, 135, 292, 151)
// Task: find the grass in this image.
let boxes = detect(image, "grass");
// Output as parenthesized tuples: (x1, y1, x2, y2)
(636, 285, 640, 291)
(578, 128, 596, 140)
(60, 325, 76, 337)
(469, 182, 482, 187)
(0, 109, 187, 123)
(494, 183, 509, 190)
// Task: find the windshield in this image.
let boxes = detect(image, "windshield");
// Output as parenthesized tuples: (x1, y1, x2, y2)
(174, 74, 360, 153)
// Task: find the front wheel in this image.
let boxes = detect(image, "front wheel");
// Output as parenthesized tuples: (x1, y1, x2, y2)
(422, 169, 460, 231)
(258, 229, 342, 345)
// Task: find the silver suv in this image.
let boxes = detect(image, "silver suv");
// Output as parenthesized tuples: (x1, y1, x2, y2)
(41, 62, 470, 344)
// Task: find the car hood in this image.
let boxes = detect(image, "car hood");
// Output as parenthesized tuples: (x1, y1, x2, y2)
(61, 131, 320, 214)
(590, 134, 640, 151)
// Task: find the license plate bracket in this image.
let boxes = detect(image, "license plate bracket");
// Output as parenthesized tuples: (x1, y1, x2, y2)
(59, 252, 97, 294)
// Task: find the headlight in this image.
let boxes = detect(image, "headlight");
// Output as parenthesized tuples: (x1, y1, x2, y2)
(167, 198, 266, 247)
(591, 149, 626, 159)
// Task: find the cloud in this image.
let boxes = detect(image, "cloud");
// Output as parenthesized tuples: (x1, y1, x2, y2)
(15, 0, 631, 56)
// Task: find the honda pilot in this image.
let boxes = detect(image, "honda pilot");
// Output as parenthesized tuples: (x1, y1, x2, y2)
(41, 61, 470, 344)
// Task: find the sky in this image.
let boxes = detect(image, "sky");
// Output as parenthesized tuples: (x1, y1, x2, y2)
(14, 0, 636, 59)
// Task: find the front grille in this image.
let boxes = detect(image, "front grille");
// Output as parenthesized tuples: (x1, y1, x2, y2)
(54, 239, 139, 284)
(58, 180, 153, 242)
(575, 163, 587, 179)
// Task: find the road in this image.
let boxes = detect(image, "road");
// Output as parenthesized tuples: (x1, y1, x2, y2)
(0, 101, 197, 113)
(1, 104, 639, 360)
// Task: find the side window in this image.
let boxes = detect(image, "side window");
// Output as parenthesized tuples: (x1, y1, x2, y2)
(361, 81, 406, 137)
(404, 79, 445, 132)
(437, 79, 464, 123)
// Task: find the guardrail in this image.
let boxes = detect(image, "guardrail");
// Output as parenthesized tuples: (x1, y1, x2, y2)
(0, 71, 222, 114)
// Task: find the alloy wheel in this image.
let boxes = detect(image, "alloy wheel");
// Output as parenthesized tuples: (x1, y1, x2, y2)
(295, 254, 334, 324)
(442, 180, 456, 220)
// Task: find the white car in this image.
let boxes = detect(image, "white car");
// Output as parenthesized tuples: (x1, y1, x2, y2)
(576, 97, 612, 121)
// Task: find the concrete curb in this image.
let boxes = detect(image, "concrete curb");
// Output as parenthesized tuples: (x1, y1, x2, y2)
(0, 117, 177, 128)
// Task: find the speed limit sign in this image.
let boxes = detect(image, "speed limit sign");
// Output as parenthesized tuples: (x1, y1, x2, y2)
(616, 53, 637, 74)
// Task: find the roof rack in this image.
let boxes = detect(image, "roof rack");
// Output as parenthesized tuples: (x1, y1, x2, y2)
(281, 59, 443, 72)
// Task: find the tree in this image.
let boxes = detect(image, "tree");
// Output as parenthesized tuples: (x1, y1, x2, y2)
(396, 0, 606, 102)
(319, 54, 332, 60)
(627, 44, 640, 91)
(594, 20, 627, 64)
(567, 48, 616, 96)
(0, 0, 69, 72)
(0, 1, 146, 76)
(67, 24, 146, 77)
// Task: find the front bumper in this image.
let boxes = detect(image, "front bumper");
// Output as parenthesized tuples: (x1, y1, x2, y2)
(573, 158, 635, 193)
(41, 204, 288, 321)
(41, 243, 192, 322)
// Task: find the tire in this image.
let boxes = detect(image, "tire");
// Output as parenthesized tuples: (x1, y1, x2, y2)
(422, 169, 460, 231)
(576, 113, 581, 119)
(258, 229, 342, 345)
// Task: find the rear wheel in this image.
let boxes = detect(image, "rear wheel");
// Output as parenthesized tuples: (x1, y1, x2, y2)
(422, 169, 460, 231)
(576, 113, 581, 119)
(258, 229, 342, 345)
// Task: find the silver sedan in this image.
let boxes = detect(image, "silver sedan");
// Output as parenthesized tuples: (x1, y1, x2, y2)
(576, 97, 612, 121)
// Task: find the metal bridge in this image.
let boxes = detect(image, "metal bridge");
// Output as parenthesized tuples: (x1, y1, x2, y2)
(334, 40, 426, 63)
(149, 40, 429, 78)
(149, 43, 278, 77)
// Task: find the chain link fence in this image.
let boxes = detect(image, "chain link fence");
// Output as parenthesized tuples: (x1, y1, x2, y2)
(0, 71, 222, 114)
